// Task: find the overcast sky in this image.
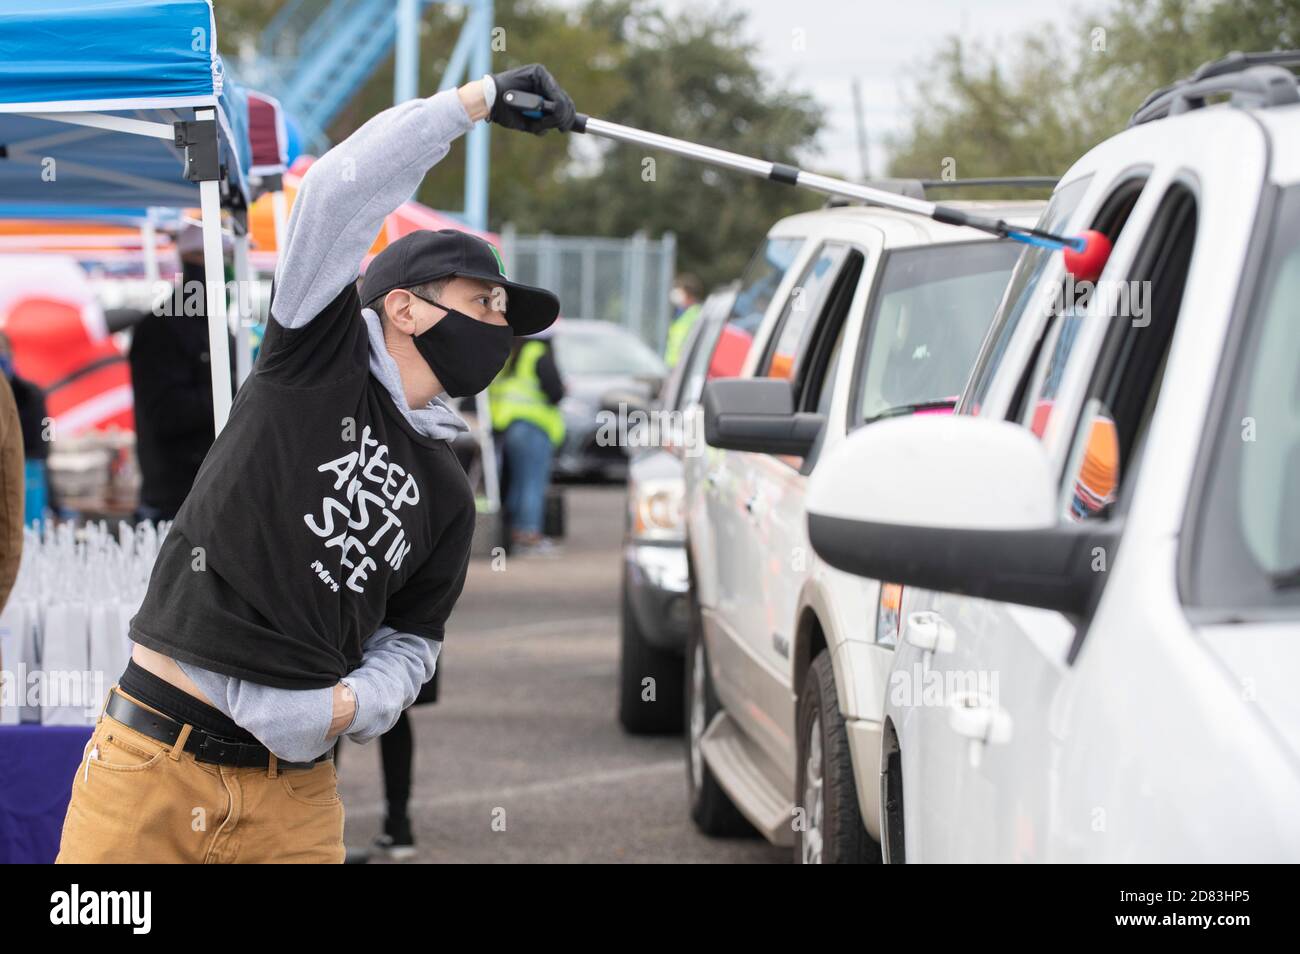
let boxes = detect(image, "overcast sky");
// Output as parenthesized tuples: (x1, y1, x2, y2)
(580, 0, 1101, 176)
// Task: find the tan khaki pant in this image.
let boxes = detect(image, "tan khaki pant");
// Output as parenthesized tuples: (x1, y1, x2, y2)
(55, 685, 345, 864)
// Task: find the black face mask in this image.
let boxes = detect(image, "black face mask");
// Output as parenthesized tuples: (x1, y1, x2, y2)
(411, 300, 513, 398)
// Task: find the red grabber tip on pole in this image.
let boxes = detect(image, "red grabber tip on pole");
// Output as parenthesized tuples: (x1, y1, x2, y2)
(1062, 229, 1113, 282)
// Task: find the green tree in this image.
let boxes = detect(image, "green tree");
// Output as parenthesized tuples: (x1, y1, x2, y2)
(523, 1, 825, 288)
(888, 0, 1300, 191)
(216, 0, 825, 291)
(333, 0, 630, 231)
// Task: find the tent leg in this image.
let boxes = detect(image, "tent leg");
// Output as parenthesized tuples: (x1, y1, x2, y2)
(476, 390, 500, 513)
(141, 209, 159, 287)
(271, 189, 288, 253)
(199, 179, 233, 432)
(233, 232, 253, 386)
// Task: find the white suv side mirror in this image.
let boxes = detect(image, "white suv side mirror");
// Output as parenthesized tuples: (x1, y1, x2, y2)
(807, 415, 1056, 531)
(806, 414, 1117, 617)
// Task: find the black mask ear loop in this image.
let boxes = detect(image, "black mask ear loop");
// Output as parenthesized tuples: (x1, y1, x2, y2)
(407, 288, 445, 340)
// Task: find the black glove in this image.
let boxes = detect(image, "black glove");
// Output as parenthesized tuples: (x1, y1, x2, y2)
(489, 64, 576, 135)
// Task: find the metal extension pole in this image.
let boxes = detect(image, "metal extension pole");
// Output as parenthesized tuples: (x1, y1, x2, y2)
(500, 92, 1084, 253)
(580, 115, 934, 217)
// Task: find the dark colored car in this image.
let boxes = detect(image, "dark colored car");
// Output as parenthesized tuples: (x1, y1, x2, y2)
(551, 319, 666, 482)
(618, 285, 736, 734)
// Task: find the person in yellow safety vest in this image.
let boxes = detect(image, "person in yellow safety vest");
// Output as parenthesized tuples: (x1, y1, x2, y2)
(489, 330, 566, 555)
(663, 273, 704, 367)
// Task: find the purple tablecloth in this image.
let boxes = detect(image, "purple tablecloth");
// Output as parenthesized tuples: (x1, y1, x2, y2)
(0, 724, 93, 864)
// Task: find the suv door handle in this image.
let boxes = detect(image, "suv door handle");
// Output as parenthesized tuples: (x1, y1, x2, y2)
(948, 693, 1013, 768)
(906, 611, 955, 653)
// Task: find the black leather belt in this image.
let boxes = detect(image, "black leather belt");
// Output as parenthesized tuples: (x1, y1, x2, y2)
(105, 688, 332, 771)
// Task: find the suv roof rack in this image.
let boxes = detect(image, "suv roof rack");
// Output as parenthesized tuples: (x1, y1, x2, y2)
(823, 176, 1057, 208)
(1129, 50, 1300, 127)
(918, 177, 1058, 190)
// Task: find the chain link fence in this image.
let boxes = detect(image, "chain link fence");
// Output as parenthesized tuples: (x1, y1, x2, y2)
(499, 226, 676, 350)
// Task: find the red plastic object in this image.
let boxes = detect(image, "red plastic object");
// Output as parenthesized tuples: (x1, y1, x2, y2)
(1062, 229, 1112, 282)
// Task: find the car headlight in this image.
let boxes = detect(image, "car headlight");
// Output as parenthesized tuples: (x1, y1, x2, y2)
(628, 477, 686, 541)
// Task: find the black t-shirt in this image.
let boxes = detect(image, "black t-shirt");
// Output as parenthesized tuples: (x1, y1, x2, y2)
(129, 284, 475, 689)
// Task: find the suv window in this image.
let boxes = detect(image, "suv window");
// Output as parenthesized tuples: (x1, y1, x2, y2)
(669, 288, 733, 411)
(850, 240, 1020, 426)
(769, 246, 864, 471)
(962, 176, 1094, 415)
(1187, 184, 1300, 614)
(760, 242, 852, 381)
(1017, 176, 1148, 437)
(713, 236, 803, 377)
(1061, 181, 1197, 522)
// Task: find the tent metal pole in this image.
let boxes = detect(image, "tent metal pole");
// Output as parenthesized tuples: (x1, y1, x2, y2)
(475, 389, 500, 513)
(195, 119, 233, 433)
(271, 188, 288, 254)
(233, 231, 253, 386)
(141, 209, 159, 286)
(23, 111, 174, 140)
(199, 177, 232, 431)
(187, 106, 233, 432)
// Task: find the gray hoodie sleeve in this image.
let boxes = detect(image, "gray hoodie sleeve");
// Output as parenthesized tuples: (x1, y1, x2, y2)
(176, 658, 335, 763)
(270, 88, 475, 330)
(175, 625, 438, 762)
(339, 626, 440, 744)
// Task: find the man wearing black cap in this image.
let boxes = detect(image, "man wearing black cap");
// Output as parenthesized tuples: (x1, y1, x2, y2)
(56, 66, 575, 863)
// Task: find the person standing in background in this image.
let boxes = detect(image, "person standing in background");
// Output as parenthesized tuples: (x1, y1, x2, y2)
(128, 224, 235, 522)
(489, 329, 565, 556)
(663, 273, 703, 367)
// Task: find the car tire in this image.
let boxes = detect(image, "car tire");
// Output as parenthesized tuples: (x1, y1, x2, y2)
(618, 572, 684, 735)
(794, 650, 881, 864)
(684, 580, 754, 837)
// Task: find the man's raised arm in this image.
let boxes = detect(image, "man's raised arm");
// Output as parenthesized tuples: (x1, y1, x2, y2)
(269, 82, 491, 330)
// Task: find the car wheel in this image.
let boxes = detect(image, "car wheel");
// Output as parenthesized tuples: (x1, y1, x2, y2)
(794, 650, 881, 863)
(683, 582, 753, 837)
(618, 571, 684, 734)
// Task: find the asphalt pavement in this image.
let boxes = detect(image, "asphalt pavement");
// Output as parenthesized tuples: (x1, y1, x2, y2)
(337, 483, 787, 863)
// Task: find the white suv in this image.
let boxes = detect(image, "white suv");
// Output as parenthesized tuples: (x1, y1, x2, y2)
(683, 196, 1041, 861)
(808, 55, 1300, 861)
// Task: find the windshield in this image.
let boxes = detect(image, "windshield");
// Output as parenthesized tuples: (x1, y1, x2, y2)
(961, 176, 1094, 415)
(555, 326, 666, 378)
(1187, 184, 1300, 615)
(853, 240, 1021, 424)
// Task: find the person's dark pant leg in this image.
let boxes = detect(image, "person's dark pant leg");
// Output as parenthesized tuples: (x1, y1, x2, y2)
(503, 421, 554, 536)
(380, 709, 412, 823)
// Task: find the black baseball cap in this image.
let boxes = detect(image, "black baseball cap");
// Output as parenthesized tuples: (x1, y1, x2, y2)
(359, 229, 560, 336)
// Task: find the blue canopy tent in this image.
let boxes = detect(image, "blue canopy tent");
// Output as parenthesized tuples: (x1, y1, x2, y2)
(0, 0, 253, 430)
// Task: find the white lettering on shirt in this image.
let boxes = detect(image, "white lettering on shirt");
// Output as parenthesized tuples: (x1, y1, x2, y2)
(304, 425, 423, 594)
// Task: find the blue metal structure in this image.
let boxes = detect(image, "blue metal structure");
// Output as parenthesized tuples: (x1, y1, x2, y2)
(246, 0, 493, 230)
